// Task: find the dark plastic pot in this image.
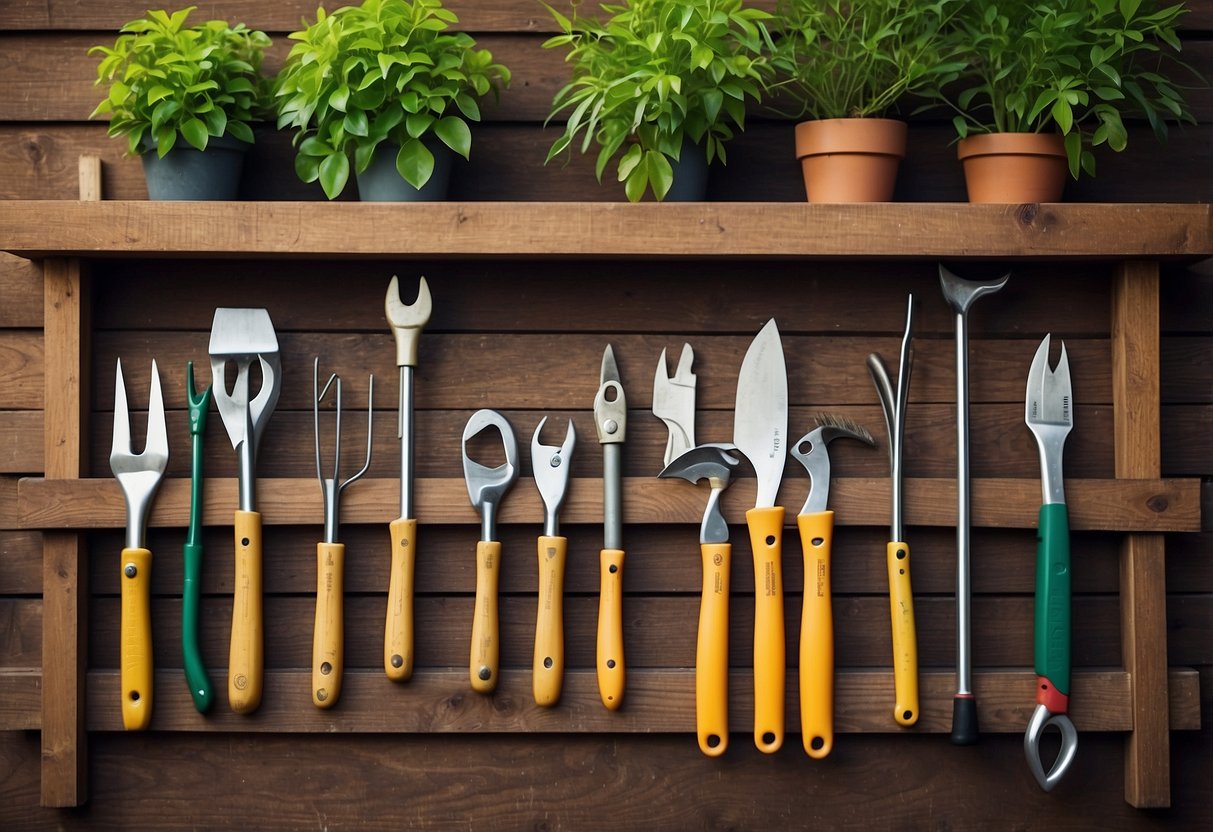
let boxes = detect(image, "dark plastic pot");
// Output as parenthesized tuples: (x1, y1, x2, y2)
(663, 140, 709, 201)
(356, 141, 453, 202)
(140, 135, 249, 200)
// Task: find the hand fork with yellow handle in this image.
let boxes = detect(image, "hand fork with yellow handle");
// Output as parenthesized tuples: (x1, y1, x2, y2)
(790, 415, 875, 758)
(384, 275, 432, 681)
(311, 359, 373, 708)
(110, 358, 168, 731)
(866, 294, 919, 728)
(530, 416, 575, 706)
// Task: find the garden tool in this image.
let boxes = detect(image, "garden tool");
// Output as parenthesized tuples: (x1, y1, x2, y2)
(311, 359, 373, 709)
(384, 275, 432, 682)
(182, 361, 214, 713)
(594, 345, 627, 710)
(110, 358, 168, 731)
(866, 295, 919, 728)
(732, 318, 788, 753)
(791, 414, 875, 759)
(939, 265, 1010, 746)
(1023, 334, 1078, 792)
(653, 343, 696, 467)
(463, 409, 519, 694)
(531, 416, 576, 706)
(658, 443, 741, 757)
(209, 307, 281, 715)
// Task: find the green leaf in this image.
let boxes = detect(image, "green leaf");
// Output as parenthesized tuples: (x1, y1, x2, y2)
(295, 152, 321, 184)
(648, 150, 673, 201)
(318, 151, 350, 200)
(147, 85, 173, 105)
(344, 110, 369, 137)
(623, 156, 649, 203)
(227, 120, 253, 144)
(181, 117, 209, 151)
(405, 112, 436, 139)
(204, 108, 227, 137)
(396, 139, 435, 189)
(434, 116, 471, 159)
(617, 144, 643, 181)
(329, 84, 350, 113)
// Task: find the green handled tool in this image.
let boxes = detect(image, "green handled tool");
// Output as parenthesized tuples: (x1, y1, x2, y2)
(183, 361, 214, 713)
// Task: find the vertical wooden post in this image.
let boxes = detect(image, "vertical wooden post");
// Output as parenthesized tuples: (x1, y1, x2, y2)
(1110, 260, 1169, 808)
(41, 257, 90, 807)
(78, 155, 102, 203)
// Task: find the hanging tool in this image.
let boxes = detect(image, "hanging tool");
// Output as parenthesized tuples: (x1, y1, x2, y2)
(594, 345, 627, 710)
(791, 414, 875, 759)
(462, 409, 519, 694)
(653, 343, 696, 467)
(311, 359, 373, 709)
(939, 265, 1010, 746)
(110, 358, 168, 731)
(182, 361, 214, 713)
(867, 295, 919, 727)
(531, 416, 576, 706)
(659, 443, 740, 757)
(1024, 333, 1078, 791)
(384, 275, 432, 682)
(209, 307, 282, 715)
(732, 318, 788, 753)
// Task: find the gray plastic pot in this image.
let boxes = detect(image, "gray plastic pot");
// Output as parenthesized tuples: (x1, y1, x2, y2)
(140, 135, 249, 200)
(663, 140, 708, 201)
(356, 141, 453, 202)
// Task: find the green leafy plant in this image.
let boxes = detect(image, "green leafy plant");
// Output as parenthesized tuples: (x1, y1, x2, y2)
(769, 0, 963, 120)
(274, 0, 510, 199)
(943, 0, 1196, 178)
(542, 0, 773, 202)
(89, 7, 271, 157)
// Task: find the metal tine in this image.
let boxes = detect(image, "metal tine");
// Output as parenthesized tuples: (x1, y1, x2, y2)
(1027, 335, 1073, 429)
(313, 358, 374, 494)
(112, 358, 131, 458)
(111, 358, 168, 470)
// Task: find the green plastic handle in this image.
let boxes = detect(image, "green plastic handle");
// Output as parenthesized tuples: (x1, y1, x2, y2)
(182, 541, 213, 712)
(1034, 503, 1071, 698)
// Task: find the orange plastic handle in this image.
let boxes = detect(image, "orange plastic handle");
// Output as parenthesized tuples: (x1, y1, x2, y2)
(120, 547, 153, 731)
(229, 510, 263, 715)
(470, 539, 501, 693)
(597, 548, 625, 710)
(799, 511, 834, 758)
(747, 505, 785, 754)
(533, 535, 567, 707)
(696, 542, 730, 757)
(312, 542, 344, 709)
(384, 517, 416, 681)
(887, 540, 919, 727)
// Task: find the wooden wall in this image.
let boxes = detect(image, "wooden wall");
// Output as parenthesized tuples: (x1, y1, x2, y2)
(2, 2, 1212, 829)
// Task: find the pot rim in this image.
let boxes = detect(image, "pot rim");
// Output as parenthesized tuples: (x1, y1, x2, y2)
(794, 118, 908, 160)
(957, 132, 1066, 160)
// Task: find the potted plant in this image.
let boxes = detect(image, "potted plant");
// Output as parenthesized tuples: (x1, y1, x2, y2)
(89, 7, 271, 200)
(769, 0, 962, 202)
(274, 0, 510, 201)
(542, 0, 773, 202)
(943, 0, 1195, 203)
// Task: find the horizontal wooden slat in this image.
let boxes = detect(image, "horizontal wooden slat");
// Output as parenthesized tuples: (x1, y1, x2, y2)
(0, 331, 42, 410)
(81, 668, 1201, 733)
(0, 530, 42, 594)
(0, 254, 41, 328)
(0, 598, 42, 667)
(2, 202, 1211, 259)
(18, 476, 1202, 531)
(0, 669, 41, 730)
(0, 412, 42, 473)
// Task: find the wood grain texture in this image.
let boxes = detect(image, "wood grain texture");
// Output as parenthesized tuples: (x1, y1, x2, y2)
(16, 476, 1203, 532)
(0, 530, 42, 594)
(0, 669, 40, 730)
(0, 412, 42, 473)
(0, 331, 43, 410)
(0, 253, 41, 328)
(2, 202, 1211, 259)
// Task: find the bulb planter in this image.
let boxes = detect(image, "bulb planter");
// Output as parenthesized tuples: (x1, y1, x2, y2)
(794, 118, 907, 203)
(957, 133, 1068, 204)
(355, 141, 454, 202)
(139, 135, 250, 201)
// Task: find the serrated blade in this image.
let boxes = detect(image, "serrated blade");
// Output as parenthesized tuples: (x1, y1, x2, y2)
(733, 319, 787, 508)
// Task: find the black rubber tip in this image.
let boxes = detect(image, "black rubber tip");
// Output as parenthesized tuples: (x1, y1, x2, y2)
(950, 696, 979, 746)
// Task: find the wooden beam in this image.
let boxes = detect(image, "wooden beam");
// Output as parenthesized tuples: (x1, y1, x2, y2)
(1111, 260, 1170, 808)
(39, 258, 88, 807)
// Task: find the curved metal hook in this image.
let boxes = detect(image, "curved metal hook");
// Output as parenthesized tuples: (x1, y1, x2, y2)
(1024, 704, 1078, 792)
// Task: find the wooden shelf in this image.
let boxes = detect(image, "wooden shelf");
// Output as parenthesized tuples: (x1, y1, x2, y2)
(0, 201, 1210, 260)
(17, 475, 1202, 532)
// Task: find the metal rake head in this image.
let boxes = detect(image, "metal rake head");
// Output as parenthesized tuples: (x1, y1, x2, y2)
(1025, 333, 1073, 439)
(110, 358, 168, 550)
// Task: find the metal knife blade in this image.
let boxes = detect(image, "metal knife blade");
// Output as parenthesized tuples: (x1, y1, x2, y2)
(732, 319, 788, 508)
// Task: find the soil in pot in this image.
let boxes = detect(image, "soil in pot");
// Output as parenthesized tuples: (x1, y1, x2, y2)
(140, 135, 249, 200)
(356, 141, 453, 202)
(957, 133, 1067, 203)
(794, 118, 907, 203)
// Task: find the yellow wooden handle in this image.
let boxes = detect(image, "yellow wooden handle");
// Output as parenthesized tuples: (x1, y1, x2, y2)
(799, 511, 834, 758)
(597, 548, 625, 710)
(229, 510, 263, 715)
(385, 517, 416, 681)
(533, 535, 567, 707)
(120, 547, 153, 731)
(887, 540, 919, 727)
(312, 542, 344, 709)
(696, 542, 730, 757)
(747, 505, 785, 753)
(470, 539, 501, 693)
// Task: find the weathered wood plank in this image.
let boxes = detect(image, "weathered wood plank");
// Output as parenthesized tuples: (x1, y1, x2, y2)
(0, 598, 42, 667)
(80, 668, 1202, 734)
(0, 477, 17, 530)
(3, 202, 1211, 259)
(0, 530, 42, 594)
(0, 330, 43, 410)
(0, 411, 42, 473)
(0, 669, 41, 731)
(0, 253, 41, 328)
(18, 476, 1203, 532)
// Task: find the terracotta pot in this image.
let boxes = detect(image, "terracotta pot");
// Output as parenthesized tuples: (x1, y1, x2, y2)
(794, 118, 907, 203)
(957, 133, 1067, 203)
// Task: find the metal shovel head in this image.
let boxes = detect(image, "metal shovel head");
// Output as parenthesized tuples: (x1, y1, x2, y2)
(209, 308, 281, 454)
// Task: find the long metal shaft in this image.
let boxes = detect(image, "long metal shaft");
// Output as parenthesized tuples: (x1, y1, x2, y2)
(954, 308, 972, 697)
(603, 443, 622, 550)
(237, 406, 255, 512)
(399, 365, 415, 519)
